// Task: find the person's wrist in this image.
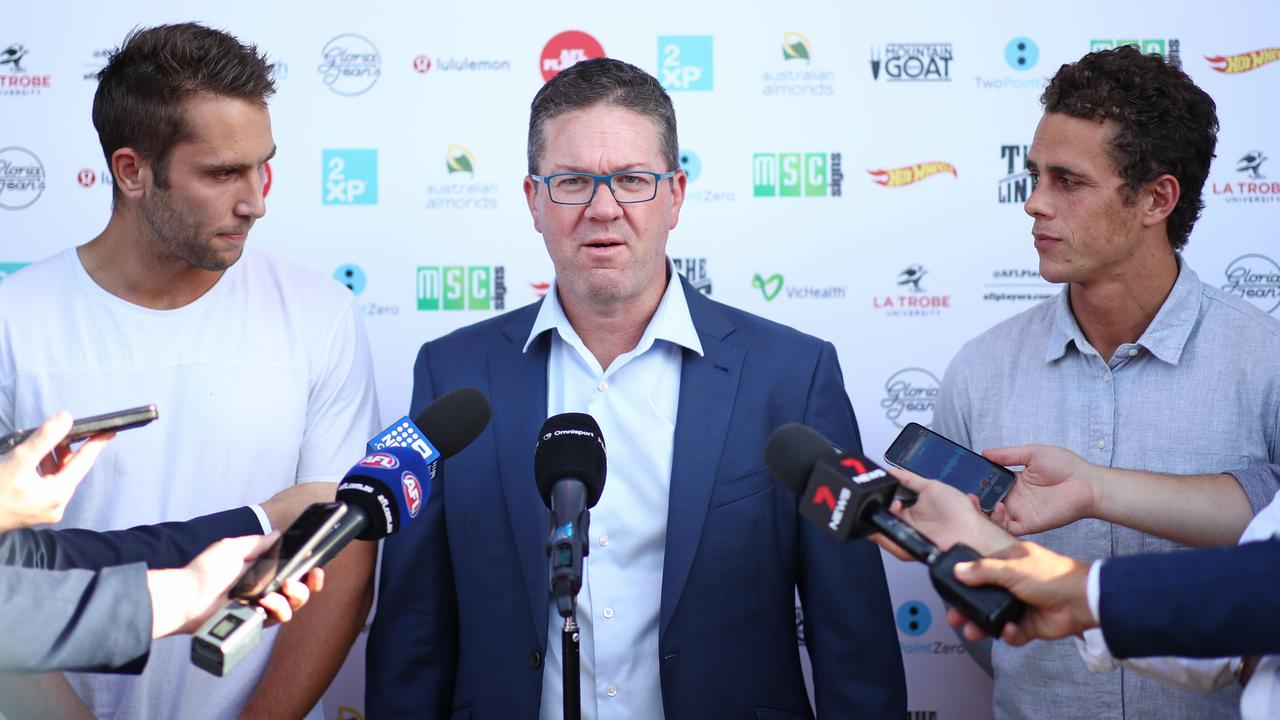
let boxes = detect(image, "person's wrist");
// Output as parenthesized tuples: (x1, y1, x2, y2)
(146, 567, 197, 638)
(968, 511, 1018, 555)
(1085, 463, 1112, 521)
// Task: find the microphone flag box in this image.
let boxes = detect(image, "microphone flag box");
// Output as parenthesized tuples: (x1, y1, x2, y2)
(367, 416, 442, 478)
(339, 445, 431, 538)
(799, 452, 897, 541)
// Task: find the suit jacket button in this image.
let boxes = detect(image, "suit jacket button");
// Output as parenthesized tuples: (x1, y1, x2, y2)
(530, 650, 543, 669)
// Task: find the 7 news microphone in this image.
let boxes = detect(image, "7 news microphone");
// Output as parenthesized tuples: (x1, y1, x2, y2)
(764, 423, 1024, 637)
(191, 387, 492, 676)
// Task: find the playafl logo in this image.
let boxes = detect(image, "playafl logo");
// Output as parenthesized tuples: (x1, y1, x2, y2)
(401, 471, 423, 517)
(868, 162, 956, 187)
(1206, 48, 1280, 74)
(540, 31, 605, 82)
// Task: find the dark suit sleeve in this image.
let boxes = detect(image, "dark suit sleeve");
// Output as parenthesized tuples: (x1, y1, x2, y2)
(0, 507, 262, 571)
(796, 342, 908, 717)
(0, 562, 152, 673)
(367, 343, 458, 719)
(1101, 538, 1280, 659)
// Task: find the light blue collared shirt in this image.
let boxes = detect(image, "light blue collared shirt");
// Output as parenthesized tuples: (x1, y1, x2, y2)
(526, 262, 702, 720)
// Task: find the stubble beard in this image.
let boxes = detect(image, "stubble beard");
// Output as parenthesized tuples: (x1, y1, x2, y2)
(141, 187, 242, 272)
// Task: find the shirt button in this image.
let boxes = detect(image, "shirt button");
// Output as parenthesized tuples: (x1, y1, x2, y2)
(597, 380, 608, 392)
(1097, 439, 1106, 449)
(529, 650, 543, 669)
(1127, 348, 1139, 357)
(599, 535, 609, 547)
(606, 684, 618, 698)
(602, 607, 614, 619)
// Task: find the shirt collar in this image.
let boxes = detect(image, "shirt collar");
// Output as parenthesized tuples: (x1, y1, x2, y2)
(1045, 255, 1202, 365)
(523, 258, 704, 359)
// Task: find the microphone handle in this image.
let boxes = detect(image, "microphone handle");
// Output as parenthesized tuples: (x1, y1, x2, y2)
(308, 506, 370, 571)
(864, 504, 1024, 637)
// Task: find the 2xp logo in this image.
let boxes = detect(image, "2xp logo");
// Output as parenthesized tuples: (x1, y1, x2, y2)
(540, 30, 605, 82)
(659, 36, 712, 91)
(1004, 37, 1039, 71)
(896, 600, 932, 637)
(323, 149, 377, 205)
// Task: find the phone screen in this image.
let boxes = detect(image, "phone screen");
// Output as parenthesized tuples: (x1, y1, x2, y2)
(228, 503, 345, 602)
(885, 423, 1016, 512)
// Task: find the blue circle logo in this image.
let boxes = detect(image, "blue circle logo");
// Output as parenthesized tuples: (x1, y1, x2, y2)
(896, 600, 932, 636)
(334, 264, 366, 295)
(679, 149, 702, 183)
(1005, 37, 1039, 72)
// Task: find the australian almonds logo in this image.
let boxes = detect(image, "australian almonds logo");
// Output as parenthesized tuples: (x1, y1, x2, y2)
(1206, 48, 1280, 74)
(868, 162, 957, 187)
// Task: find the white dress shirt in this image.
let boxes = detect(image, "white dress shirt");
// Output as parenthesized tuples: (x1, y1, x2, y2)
(527, 264, 703, 720)
(1078, 490, 1280, 719)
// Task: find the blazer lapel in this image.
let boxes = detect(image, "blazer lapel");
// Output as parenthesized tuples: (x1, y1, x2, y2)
(493, 309, 552, 644)
(660, 285, 744, 638)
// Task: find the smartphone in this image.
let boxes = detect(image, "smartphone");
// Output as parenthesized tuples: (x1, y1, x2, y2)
(0, 404, 159, 454)
(883, 422, 1016, 513)
(228, 502, 350, 603)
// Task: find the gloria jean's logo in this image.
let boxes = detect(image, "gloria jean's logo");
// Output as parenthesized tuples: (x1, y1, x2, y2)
(881, 368, 939, 428)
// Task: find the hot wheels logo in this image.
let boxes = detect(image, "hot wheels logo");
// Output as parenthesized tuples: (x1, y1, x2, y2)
(1206, 48, 1280, 74)
(868, 162, 957, 187)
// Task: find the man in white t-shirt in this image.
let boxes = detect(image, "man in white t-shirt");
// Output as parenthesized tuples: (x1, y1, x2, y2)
(0, 23, 380, 719)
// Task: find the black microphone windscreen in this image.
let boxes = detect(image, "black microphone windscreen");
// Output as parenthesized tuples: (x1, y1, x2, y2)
(534, 413, 606, 508)
(413, 387, 492, 459)
(764, 423, 839, 494)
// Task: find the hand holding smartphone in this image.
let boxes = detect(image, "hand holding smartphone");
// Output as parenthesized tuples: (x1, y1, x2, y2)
(884, 422, 1016, 513)
(0, 405, 158, 454)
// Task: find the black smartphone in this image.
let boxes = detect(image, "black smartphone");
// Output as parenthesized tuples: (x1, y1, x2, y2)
(0, 404, 159, 454)
(228, 502, 349, 603)
(883, 422, 1016, 513)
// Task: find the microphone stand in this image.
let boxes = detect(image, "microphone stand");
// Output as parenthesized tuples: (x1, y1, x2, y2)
(562, 612, 581, 720)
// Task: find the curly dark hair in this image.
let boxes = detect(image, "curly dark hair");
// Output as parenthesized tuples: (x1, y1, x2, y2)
(528, 58, 678, 176)
(92, 23, 275, 195)
(1041, 45, 1218, 250)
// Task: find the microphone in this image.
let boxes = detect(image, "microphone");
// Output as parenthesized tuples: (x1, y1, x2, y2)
(534, 413, 606, 619)
(764, 423, 1023, 637)
(192, 387, 491, 676)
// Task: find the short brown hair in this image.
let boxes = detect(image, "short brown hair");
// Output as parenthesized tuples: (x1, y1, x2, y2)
(1041, 45, 1218, 250)
(92, 23, 275, 193)
(527, 58, 678, 176)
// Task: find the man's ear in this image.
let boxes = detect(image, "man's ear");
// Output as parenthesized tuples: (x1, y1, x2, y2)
(111, 147, 149, 201)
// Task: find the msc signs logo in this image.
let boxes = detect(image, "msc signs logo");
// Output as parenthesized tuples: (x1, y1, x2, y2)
(540, 30, 605, 82)
(416, 266, 507, 311)
(1091, 38, 1181, 67)
(869, 162, 957, 187)
(446, 145, 475, 176)
(659, 36, 712, 91)
(753, 153, 843, 197)
(1206, 48, 1280, 74)
(323, 150, 378, 205)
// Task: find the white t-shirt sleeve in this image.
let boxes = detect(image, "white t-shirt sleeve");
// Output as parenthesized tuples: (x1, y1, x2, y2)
(296, 296, 381, 483)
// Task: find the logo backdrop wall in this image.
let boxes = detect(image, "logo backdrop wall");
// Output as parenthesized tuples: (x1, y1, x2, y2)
(4, 3, 1277, 718)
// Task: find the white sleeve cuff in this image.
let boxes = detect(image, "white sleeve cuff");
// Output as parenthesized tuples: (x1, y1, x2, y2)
(248, 504, 272, 534)
(1086, 559, 1102, 625)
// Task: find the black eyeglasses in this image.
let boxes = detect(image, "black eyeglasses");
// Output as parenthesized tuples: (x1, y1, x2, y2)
(530, 170, 678, 205)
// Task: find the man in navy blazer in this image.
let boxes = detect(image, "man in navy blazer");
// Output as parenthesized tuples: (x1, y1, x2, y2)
(368, 58, 905, 719)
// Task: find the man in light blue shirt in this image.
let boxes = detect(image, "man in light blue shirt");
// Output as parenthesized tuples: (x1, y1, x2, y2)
(368, 58, 906, 719)
(931, 45, 1280, 720)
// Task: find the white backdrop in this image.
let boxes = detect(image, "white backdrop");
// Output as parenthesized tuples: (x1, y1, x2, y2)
(3, 2, 1279, 718)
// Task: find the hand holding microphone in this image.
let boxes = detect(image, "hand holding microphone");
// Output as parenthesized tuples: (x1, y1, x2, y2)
(192, 387, 492, 676)
(764, 423, 1024, 637)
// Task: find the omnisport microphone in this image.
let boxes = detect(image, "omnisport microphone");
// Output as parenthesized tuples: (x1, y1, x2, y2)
(764, 423, 1024, 637)
(534, 413, 606, 619)
(192, 387, 492, 676)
